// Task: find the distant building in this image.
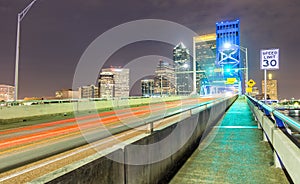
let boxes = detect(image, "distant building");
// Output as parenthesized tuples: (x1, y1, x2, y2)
(262, 73, 278, 100)
(79, 85, 99, 99)
(0, 84, 14, 101)
(193, 34, 217, 95)
(23, 97, 44, 101)
(173, 42, 192, 95)
(101, 67, 129, 98)
(193, 33, 217, 76)
(141, 79, 154, 97)
(55, 89, 79, 99)
(99, 72, 115, 99)
(154, 60, 176, 96)
(249, 87, 260, 97)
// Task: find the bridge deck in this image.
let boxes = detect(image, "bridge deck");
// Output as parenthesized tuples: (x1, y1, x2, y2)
(170, 97, 289, 183)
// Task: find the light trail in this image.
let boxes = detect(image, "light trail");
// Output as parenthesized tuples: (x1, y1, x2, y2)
(0, 99, 190, 151)
(0, 97, 215, 178)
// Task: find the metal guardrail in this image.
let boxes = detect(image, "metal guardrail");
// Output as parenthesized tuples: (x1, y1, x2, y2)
(247, 95, 300, 184)
(247, 95, 300, 134)
(137, 95, 238, 133)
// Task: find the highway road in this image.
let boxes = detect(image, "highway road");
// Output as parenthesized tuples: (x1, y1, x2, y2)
(0, 97, 216, 174)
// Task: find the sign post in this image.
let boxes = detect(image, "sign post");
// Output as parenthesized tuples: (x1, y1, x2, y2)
(260, 48, 279, 102)
(264, 70, 267, 101)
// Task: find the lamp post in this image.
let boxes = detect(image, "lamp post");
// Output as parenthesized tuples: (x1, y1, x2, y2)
(223, 43, 248, 94)
(160, 75, 163, 97)
(240, 45, 248, 90)
(14, 0, 38, 101)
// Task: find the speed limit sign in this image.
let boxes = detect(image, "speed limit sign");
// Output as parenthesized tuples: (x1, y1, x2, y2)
(260, 49, 279, 70)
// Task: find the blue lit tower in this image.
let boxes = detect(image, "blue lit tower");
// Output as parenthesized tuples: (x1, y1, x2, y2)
(216, 19, 243, 94)
(173, 42, 192, 95)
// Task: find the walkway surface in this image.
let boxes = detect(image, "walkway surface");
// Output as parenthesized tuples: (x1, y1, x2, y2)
(170, 97, 289, 184)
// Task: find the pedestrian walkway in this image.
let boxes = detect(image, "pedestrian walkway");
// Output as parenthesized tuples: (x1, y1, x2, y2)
(170, 97, 289, 183)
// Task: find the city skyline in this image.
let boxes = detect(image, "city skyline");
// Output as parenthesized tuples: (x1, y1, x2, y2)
(0, 0, 299, 99)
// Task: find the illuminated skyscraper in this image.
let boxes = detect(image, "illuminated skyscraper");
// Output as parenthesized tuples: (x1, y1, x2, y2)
(141, 79, 154, 97)
(173, 42, 192, 95)
(154, 60, 176, 96)
(56, 89, 79, 99)
(216, 20, 240, 67)
(101, 67, 129, 98)
(194, 34, 217, 73)
(79, 85, 99, 99)
(216, 19, 243, 94)
(0, 84, 14, 101)
(193, 34, 217, 95)
(262, 73, 278, 100)
(99, 72, 114, 99)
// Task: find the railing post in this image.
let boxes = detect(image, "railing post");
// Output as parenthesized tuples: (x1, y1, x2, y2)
(257, 120, 261, 129)
(263, 132, 268, 142)
(274, 151, 282, 168)
(261, 115, 268, 142)
(148, 122, 154, 134)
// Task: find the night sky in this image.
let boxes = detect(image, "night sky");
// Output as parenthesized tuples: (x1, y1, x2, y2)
(0, 0, 299, 99)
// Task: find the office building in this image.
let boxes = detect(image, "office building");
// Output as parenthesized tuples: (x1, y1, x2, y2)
(55, 89, 79, 99)
(0, 84, 14, 101)
(193, 34, 217, 95)
(141, 79, 154, 97)
(99, 72, 115, 99)
(262, 73, 278, 100)
(193, 34, 217, 75)
(154, 60, 176, 96)
(101, 67, 129, 98)
(173, 42, 192, 95)
(249, 87, 260, 97)
(79, 85, 99, 99)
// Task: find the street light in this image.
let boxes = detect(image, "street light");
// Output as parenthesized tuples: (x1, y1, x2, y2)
(222, 43, 248, 94)
(14, 0, 38, 101)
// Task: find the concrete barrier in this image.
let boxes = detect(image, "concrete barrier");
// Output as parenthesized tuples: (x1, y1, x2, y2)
(31, 148, 125, 184)
(30, 95, 237, 184)
(0, 96, 185, 123)
(247, 98, 300, 184)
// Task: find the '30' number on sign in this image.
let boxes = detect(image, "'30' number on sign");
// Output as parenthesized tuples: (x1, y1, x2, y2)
(262, 60, 277, 68)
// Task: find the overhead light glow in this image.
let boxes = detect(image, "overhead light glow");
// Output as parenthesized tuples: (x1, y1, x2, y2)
(223, 42, 232, 49)
(183, 63, 189, 68)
